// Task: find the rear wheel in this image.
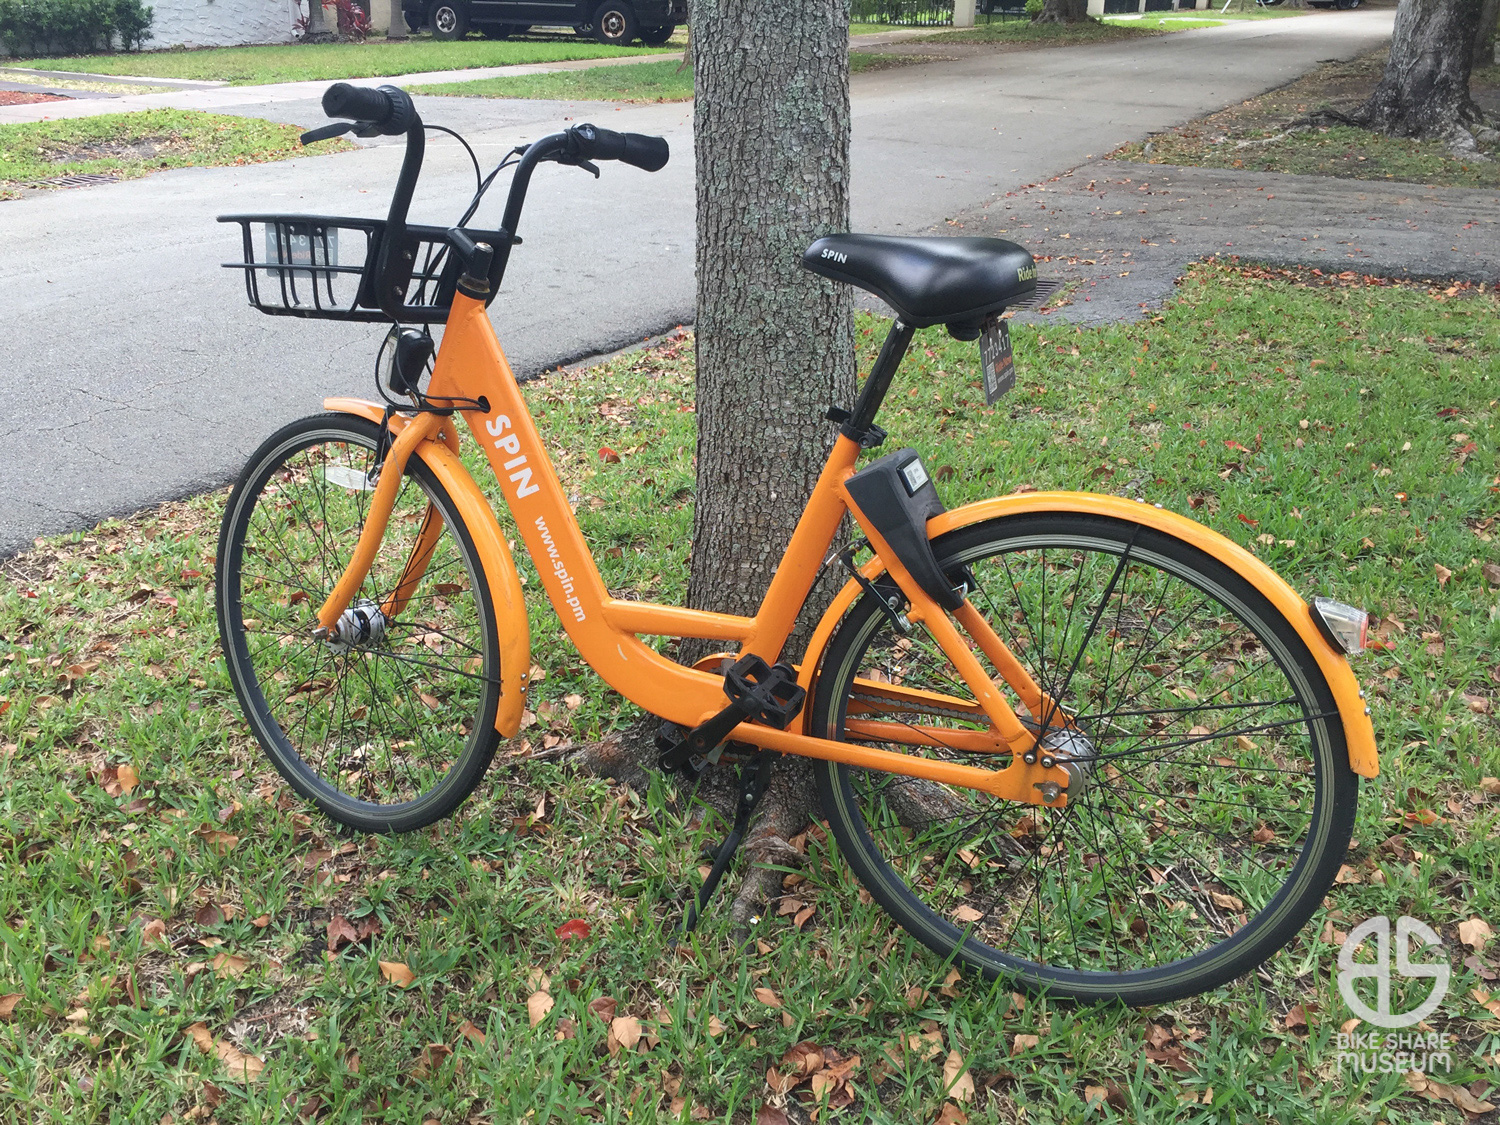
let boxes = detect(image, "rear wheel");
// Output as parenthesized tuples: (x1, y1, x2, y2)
(592, 1, 638, 44)
(217, 414, 503, 833)
(640, 23, 673, 45)
(430, 1, 468, 39)
(811, 512, 1358, 1004)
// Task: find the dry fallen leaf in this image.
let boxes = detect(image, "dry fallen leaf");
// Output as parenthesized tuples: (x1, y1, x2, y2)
(184, 1022, 264, 1082)
(212, 953, 250, 979)
(411, 1043, 452, 1079)
(942, 1049, 976, 1103)
(1460, 918, 1494, 952)
(707, 1015, 726, 1037)
(326, 915, 359, 954)
(378, 961, 415, 988)
(115, 763, 140, 795)
(608, 1015, 642, 1056)
(1210, 891, 1246, 909)
(457, 1019, 486, 1047)
(753, 987, 782, 1009)
(140, 917, 168, 946)
(0, 994, 20, 1022)
(1012, 1033, 1040, 1055)
(1405, 1068, 1495, 1113)
(527, 991, 554, 1028)
(953, 904, 984, 925)
(1284, 1004, 1309, 1031)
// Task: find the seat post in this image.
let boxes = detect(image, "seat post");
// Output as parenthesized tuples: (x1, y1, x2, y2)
(843, 320, 915, 441)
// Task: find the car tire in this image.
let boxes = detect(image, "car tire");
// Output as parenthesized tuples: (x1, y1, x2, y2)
(430, 0, 468, 38)
(592, 1, 638, 45)
(640, 23, 673, 45)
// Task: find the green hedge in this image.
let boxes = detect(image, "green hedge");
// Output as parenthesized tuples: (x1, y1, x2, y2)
(0, 0, 153, 56)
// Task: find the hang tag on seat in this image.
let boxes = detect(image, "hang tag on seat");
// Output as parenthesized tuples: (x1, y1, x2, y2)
(979, 316, 1016, 405)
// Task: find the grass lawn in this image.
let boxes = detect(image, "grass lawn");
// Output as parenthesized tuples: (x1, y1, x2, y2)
(1, 263, 1498, 1122)
(1113, 53, 1500, 188)
(0, 110, 352, 190)
(411, 52, 938, 102)
(0, 37, 675, 87)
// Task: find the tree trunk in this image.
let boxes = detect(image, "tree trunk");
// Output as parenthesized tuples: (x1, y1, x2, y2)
(1034, 0, 1090, 23)
(1344, 0, 1486, 139)
(574, 0, 855, 929)
(1477, 0, 1500, 69)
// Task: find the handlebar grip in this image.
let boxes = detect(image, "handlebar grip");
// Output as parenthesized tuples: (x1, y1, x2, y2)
(570, 123, 669, 172)
(322, 82, 416, 136)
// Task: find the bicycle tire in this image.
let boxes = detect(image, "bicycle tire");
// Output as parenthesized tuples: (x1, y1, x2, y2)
(811, 511, 1358, 1004)
(217, 413, 503, 833)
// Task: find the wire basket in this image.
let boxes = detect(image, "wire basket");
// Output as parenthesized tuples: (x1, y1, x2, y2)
(220, 213, 507, 323)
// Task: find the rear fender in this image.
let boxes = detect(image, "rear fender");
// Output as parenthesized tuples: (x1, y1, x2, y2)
(325, 397, 529, 737)
(799, 491, 1378, 778)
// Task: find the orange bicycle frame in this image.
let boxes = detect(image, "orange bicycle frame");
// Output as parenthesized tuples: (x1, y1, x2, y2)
(316, 290, 1379, 807)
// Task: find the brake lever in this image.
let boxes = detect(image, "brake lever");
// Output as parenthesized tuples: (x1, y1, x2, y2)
(300, 121, 354, 145)
(556, 155, 600, 178)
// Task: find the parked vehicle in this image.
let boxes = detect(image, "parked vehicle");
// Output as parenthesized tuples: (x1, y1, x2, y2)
(403, 0, 683, 45)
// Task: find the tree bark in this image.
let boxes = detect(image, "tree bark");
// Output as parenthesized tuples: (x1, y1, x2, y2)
(573, 0, 855, 929)
(1477, 0, 1500, 69)
(1034, 0, 1091, 23)
(1341, 0, 1487, 139)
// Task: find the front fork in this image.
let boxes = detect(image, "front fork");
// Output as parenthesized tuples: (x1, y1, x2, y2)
(315, 410, 446, 635)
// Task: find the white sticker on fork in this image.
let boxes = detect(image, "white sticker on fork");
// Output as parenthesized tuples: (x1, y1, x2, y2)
(323, 465, 376, 492)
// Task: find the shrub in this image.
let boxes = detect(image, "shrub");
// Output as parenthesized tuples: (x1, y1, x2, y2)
(1025, 0, 1044, 15)
(0, 0, 153, 55)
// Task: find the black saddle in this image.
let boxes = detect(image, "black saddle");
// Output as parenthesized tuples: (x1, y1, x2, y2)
(801, 234, 1037, 334)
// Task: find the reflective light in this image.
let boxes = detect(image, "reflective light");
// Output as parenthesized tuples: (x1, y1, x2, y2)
(1312, 596, 1369, 655)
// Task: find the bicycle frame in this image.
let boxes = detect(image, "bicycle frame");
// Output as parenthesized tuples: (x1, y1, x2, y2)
(313, 286, 1380, 806)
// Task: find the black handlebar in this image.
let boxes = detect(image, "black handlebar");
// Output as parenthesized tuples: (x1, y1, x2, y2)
(321, 82, 416, 136)
(568, 123, 670, 173)
(312, 82, 669, 319)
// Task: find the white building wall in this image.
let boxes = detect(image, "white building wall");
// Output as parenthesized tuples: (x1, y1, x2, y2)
(146, 0, 299, 48)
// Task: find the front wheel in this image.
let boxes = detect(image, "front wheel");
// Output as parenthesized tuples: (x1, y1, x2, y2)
(592, 1, 638, 45)
(217, 414, 504, 833)
(640, 23, 674, 45)
(811, 512, 1358, 1005)
(429, 1, 468, 39)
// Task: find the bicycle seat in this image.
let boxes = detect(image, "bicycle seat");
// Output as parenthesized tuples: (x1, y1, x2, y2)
(800, 234, 1036, 331)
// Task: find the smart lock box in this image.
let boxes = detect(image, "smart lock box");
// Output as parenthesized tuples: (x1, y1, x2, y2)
(843, 449, 968, 612)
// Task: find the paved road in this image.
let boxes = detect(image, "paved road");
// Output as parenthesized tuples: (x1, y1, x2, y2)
(0, 12, 1396, 556)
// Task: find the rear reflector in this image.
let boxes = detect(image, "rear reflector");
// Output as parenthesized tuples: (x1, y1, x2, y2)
(1312, 596, 1369, 655)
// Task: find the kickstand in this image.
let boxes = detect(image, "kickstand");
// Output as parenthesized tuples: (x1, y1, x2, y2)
(681, 753, 774, 935)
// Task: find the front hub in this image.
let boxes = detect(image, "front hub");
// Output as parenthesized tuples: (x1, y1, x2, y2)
(323, 600, 388, 654)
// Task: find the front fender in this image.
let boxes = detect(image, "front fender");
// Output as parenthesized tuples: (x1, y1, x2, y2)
(325, 398, 530, 738)
(798, 491, 1378, 778)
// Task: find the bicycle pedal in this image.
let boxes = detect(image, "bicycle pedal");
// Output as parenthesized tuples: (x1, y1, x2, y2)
(722, 654, 805, 731)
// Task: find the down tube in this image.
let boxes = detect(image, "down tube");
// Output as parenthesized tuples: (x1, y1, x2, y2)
(435, 296, 729, 727)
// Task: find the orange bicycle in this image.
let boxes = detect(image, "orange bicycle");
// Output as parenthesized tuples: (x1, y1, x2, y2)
(216, 84, 1379, 1003)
